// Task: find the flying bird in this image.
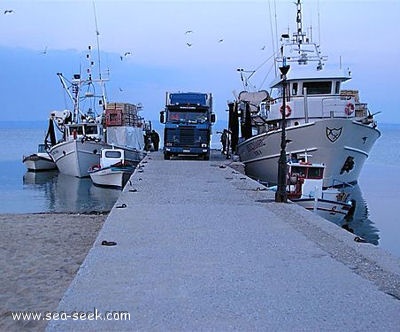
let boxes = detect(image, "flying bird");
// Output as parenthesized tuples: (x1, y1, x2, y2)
(186, 43, 192, 47)
(4, 9, 14, 14)
(185, 30, 193, 34)
(218, 39, 224, 43)
(261, 45, 266, 50)
(41, 46, 48, 55)
(120, 51, 132, 60)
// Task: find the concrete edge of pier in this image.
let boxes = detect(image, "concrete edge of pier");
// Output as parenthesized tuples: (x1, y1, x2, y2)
(221, 153, 400, 287)
(46, 150, 400, 331)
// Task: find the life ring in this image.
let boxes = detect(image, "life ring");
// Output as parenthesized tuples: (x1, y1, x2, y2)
(280, 105, 292, 117)
(345, 102, 355, 115)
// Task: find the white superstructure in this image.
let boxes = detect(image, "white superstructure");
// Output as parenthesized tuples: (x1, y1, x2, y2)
(232, 0, 380, 188)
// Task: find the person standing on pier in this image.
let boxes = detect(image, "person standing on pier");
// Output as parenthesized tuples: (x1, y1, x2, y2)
(151, 130, 160, 151)
(221, 129, 228, 154)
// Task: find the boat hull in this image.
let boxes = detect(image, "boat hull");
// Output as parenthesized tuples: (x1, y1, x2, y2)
(23, 154, 57, 171)
(49, 139, 144, 178)
(292, 198, 352, 223)
(237, 119, 380, 187)
(89, 166, 134, 189)
(49, 140, 106, 178)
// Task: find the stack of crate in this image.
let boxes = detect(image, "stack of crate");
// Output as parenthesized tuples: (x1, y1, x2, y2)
(340, 90, 360, 103)
(105, 102, 138, 127)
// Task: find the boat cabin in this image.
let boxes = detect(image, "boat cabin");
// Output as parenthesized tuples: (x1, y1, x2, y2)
(287, 161, 324, 200)
(100, 148, 125, 168)
(66, 123, 104, 141)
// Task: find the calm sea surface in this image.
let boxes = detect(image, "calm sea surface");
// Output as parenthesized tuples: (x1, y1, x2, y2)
(0, 121, 399, 258)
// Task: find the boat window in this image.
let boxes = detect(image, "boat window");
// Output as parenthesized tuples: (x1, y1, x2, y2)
(69, 125, 84, 135)
(85, 125, 98, 135)
(303, 81, 332, 95)
(291, 166, 306, 178)
(292, 83, 298, 95)
(105, 151, 122, 159)
(307, 167, 324, 179)
(37, 144, 46, 153)
(335, 81, 340, 94)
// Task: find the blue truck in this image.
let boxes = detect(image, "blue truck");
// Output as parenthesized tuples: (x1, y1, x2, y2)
(160, 92, 215, 160)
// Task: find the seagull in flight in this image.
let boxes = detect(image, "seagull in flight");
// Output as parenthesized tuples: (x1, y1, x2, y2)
(218, 39, 224, 43)
(120, 51, 132, 60)
(4, 9, 14, 14)
(185, 30, 193, 34)
(186, 42, 192, 47)
(41, 46, 48, 55)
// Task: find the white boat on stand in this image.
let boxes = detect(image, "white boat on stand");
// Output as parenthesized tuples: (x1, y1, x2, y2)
(282, 155, 353, 223)
(23, 143, 57, 172)
(230, 0, 380, 188)
(89, 148, 136, 189)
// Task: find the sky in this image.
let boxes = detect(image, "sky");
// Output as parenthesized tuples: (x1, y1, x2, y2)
(0, 0, 399, 124)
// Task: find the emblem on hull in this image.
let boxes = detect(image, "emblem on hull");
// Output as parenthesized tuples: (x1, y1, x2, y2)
(326, 127, 342, 143)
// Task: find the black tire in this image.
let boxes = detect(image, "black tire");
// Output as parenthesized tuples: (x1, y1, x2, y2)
(164, 153, 171, 160)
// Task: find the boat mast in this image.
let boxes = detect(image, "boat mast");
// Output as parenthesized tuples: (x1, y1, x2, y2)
(279, 0, 325, 70)
(57, 72, 81, 124)
(294, 0, 305, 45)
(92, 0, 107, 111)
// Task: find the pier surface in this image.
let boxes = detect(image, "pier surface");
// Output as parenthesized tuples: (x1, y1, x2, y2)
(48, 151, 400, 331)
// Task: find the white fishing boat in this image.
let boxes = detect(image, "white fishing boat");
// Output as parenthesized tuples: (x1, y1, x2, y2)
(23, 143, 57, 171)
(46, 47, 145, 178)
(230, 0, 380, 188)
(89, 148, 136, 189)
(283, 155, 353, 222)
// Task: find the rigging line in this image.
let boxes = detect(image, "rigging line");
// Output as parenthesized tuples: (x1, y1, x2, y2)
(92, 0, 102, 80)
(253, 53, 275, 75)
(317, 0, 321, 46)
(259, 61, 275, 90)
(268, 0, 276, 59)
(92, 0, 107, 109)
(273, 0, 279, 77)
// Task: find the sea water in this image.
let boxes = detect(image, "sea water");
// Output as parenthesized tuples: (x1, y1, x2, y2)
(0, 121, 399, 258)
(0, 122, 120, 214)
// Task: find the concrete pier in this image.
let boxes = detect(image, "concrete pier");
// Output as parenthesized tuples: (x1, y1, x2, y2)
(48, 151, 400, 331)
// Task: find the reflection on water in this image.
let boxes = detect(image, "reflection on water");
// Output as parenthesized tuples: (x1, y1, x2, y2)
(23, 171, 121, 213)
(321, 184, 380, 245)
(21, 170, 380, 245)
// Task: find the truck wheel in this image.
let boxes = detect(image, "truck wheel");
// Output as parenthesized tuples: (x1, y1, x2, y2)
(164, 153, 170, 160)
(203, 153, 210, 161)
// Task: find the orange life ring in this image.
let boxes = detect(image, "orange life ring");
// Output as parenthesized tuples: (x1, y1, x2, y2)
(280, 105, 292, 117)
(345, 102, 355, 115)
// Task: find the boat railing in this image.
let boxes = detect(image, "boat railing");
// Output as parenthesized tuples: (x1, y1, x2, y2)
(260, 92, 360, 122)
(321, 96, 357, 118)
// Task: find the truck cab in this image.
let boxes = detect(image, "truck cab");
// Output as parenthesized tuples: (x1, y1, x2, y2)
(160, 92, 215, 160)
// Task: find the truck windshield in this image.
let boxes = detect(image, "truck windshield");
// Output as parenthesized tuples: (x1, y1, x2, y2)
(167, 111, 208, 123)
